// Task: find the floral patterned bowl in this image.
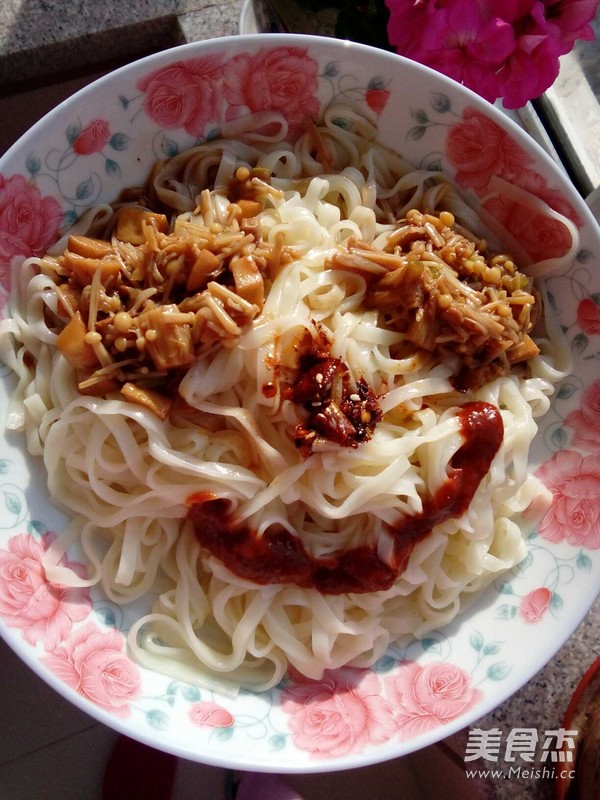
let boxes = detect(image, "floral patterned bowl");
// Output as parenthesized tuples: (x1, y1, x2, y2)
(1, 34, 599, 772)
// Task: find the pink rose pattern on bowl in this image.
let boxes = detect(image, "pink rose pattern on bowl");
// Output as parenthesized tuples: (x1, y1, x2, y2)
(0, 532, 91, 649)
(0, 40, 599, 766)
(279, 657, 486, 758)
(189, 701, 235, 729)
(72, 119, 112, 156)
(41, 621, 142, 718)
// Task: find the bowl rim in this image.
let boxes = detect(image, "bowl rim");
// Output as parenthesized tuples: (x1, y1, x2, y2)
(1, 32, 600, 774)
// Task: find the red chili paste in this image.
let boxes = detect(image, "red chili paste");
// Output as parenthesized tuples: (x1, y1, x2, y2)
(291, 353, 382, 454)
(188, 401, 503, 595)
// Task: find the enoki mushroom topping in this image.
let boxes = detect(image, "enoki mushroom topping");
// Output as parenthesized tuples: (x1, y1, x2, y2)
(45, 183, 296, 419)
(328, 209, 540, 391)
(45, 198, 539, 431)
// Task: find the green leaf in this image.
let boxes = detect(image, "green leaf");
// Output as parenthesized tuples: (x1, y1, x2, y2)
(27, 520, 46, 536)
(422, 637, 442, 654)
(63, 210, 79, 227)
(109, 133, 129, 151)
(367, 75, 386, 91)
(470, 631, 484, 651)
(105, 159, 120, 178)
(160, 136, 180, 157)
(323, 61, 339, 78)
(576, 249, 594, 263)
(515, 551, 533, 573)
(332, 117, 352, 131)
(146, 709, 169, 730)
(551, 427, 568, 448)
(412, 109, 428, 124)
(26, 155, 41, 176)
(557, 382, 578, 400)
(269, 734, 287, 751)
(215, 726, 234, 741)
(66, 122, 81, 144)
(550, 592, 563, 612)
(118, 95, 130, 109)
(591, 292, 600, 305)
(576, 553, 593, 572)
(497, 580, 513, 594)
(427, 159, 443, 172)
(76, 177, 95, 201)
(4, 491, 21, 516)
(407, 125, 427, 141)
(0, 460, 9, 474)
(96, 607, 117, 627)
(496, 604, 518, 620)
(166, 681, 179, 696)
(487, 662, 511, 681)
(374, 655, 396, 672)
(181, 683, 201, 702)
(430, 92, 451, 113)
(572, 333, 589, 355)
(483, 642, 502, 656)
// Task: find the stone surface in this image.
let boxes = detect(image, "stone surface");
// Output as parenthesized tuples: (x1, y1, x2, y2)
(0, 0, 243, 88)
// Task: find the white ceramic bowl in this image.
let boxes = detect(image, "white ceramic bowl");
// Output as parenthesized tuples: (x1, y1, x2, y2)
(1, 34, 599, 772)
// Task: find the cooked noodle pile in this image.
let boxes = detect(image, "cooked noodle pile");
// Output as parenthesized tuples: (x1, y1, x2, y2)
(0, 108, 574, 692)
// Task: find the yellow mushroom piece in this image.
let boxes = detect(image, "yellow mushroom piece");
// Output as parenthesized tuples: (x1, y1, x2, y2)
(115, 206, 169, 245)
(55, 311, 100, 369)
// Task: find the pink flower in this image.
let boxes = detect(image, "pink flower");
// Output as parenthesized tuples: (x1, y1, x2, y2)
(41, 621, 141, 717)
(223, 48, 320, 140)
(72, 119, 111, 156)
(387, 0, 515, 102)
(446, 107, 532, 191)
(189, 701, 234, 728)
(385, 0, 430, 56)
(536, 450, 600, 549)
(0, 533, 91, 650)
(565, 379, 600, 452)
(577, 298, 600, 336)
(495, 26, 563, 109)
(386, 660, 482, 739)
(519, 587, 553, 623)
(484, 193, 572, 261)
(416, 1, 516, 103)
(540, 0, 599, 51)
(385, 0, 600, 107)
(280, 667, 397, 758)
(138, 56, 224, 136)
(0, 174, 63, 263)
